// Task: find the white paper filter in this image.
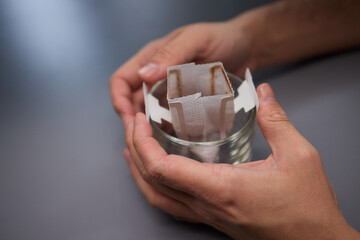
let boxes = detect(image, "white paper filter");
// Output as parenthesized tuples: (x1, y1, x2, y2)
(167, 62, 235, 142)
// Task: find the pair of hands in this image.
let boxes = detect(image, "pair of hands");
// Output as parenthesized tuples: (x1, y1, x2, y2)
(110, 21, 253, 119)
(110, 22, 357, 240)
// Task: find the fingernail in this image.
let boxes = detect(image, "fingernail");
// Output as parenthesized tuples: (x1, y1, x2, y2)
(138, 63, 160, 77)
(259, 84, 276, 103)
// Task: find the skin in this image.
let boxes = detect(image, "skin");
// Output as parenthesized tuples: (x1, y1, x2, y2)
(110, 0, 360, 239)
(123, 85, 359, 239)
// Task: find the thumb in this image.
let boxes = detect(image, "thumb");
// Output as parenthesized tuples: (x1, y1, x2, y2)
(137, 30, 204, 83)
(256, 83, 301, 158)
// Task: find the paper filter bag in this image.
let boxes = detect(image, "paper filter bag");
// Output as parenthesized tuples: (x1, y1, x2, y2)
(167, 62, 235, 142)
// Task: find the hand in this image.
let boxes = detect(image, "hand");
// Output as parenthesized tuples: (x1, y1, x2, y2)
(110, 20, 255, 127)
(123, 83, 359, 240)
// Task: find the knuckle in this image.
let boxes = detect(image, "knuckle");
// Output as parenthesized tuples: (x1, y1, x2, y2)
(146, 191, 160, 209)
(186, 23, 212, 52)
(133, 137, 168, 185)
(125, 136, 133, 149)
(206, 166, 234, 208)
(139, 167, 150, 182)
(144, 40, 157, 48)
(154, 47, 176, 62)
(112, 102, 121, 116)
(298, 145, 320, 163)
(148, 199, 158, 209)
(133, 136, 151, 152)
(144, 39, 161, 50)
(260, 103, 289, 123)
(109, 75, 119, 105)
(109, 73, 116, 87)
(132, 136, 143, 149)
(163, 155, 179, 174)
(125, 131, 136, 150)
(109, 71, 123, 89)
(187, 23, 210, 35)
(287, 140, 322, 169)
(146, 161, 165, 184)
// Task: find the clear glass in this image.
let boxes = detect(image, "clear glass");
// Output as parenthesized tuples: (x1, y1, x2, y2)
(149, 73, 256, 164)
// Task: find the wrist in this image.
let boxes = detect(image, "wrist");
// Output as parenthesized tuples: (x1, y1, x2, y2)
(307, 213, 360, 240)
(227, 5, 270, 72)
(277, 215, 359, 240)
(333, 221, 360, 240)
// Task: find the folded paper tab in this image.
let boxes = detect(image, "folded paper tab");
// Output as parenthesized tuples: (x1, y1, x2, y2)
(167, 62, 234, 142)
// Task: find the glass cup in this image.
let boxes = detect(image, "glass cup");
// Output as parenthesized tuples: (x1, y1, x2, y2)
(149, 73, 256, 164)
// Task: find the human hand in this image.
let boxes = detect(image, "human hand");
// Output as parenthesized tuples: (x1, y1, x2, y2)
(110, 20, 255, 127)
(123, 83, 359, 240)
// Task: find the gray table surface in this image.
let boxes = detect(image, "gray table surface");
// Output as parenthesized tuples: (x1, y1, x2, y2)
(0, 1, 359, 239)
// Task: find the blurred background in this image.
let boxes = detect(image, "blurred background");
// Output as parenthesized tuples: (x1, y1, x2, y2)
(0, 1, 359, 239)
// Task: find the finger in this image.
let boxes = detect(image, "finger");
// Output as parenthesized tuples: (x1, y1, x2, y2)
(132, 113, 241, 228)
(126, 117, 197, 212)
(256, 83, 308, 159)
(111, 40, 163, 89)
(111, 27, 183, 91)
(138, 25, 210, 83)
(132, 87, 145, 113)
(110, 39, 166, 118)
(110, 27, 185, 118)
(123, 149, 201, 222)
(110, 79, 135, 118)
(132, 112, 233, 203)
(126, 119, 215, 222)
(126, 114, 182, 200)
(125, 117, 147, 180)
(126, 146, 211, 224)
(127, 129, 195, 207)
